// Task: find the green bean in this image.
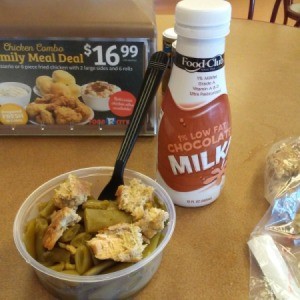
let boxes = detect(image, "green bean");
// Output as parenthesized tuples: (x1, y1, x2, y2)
(49, 262, 65, 272)
(60, 269, 79, 275)
(23, 218, 36, 259)
(86, 196, 96, 201)
(75, 245, 93, 275)
(23, 176, 168, 277)
(83, 260, 116, 276)
(154, 196, 166, 210)
(39, 199, 56, 219)
(82, 200, 118, 210)
(84, 208, 133, 233)
(35, 217, 48, 262)
(59, 224, 81, 243)
(43, 247, 71, 264)
(58, 242, 77, 255)
(158, 233, 165, 244)
(70, 232, 92, 248)
(143, 232, 161, 258)
(77, 207, 84, 221)
(37, 201, 48, 212)
(65, 263, 76, 270)
(104, 262, 134, 274)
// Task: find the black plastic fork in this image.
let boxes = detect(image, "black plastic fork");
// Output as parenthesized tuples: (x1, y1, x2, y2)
(98, 51, 169, 200)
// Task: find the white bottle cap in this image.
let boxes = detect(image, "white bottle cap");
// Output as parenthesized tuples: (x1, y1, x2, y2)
(162, 27, 178, 41)
(175, 0, 231, 39)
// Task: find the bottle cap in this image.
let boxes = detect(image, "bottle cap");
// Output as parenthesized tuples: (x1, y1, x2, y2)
(175, 0, 231, 39)
(162, 28, 178, 42)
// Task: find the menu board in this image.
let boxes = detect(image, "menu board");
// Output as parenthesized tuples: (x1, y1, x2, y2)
(0, 38, 156, 135)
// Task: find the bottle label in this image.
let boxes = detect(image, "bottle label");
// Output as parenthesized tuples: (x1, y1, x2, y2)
(168, 51, 227, 109)
(158, 88, 231, 195)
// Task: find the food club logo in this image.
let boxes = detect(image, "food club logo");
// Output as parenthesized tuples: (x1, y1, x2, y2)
(174, 53, 224, 73)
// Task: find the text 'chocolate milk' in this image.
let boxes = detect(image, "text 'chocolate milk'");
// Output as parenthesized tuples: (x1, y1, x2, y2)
(157, 0, 232, 207)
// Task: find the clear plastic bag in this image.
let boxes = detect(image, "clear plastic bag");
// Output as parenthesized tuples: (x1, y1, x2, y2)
(248, 137, 300, 299)
(264, 136, 300, 204)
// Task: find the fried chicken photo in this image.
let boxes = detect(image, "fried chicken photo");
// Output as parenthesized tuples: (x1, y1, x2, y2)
(36, 109, 55, 125)
(54, 106, 83, 124)
(26, 103, 50, 118)
(26, 94, 91, 125)
(74, 98, 92, 120)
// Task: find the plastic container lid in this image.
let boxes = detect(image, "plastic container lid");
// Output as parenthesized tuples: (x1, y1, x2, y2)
(162, 28, 178, 41)
(175, 0, 232, 39)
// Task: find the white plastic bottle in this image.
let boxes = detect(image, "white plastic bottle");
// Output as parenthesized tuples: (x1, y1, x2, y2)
(157, 0, 232, 207)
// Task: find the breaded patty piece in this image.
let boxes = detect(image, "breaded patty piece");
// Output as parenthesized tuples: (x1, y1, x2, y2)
(87, 223, 147, 262)
(134, 207, 169, 239)
(54, 106, 83, 124)
(35, 109, 55, 125)
(43, 207, 81, 250)
(53, 174, 91, 209)
(116, 179, 154, 220)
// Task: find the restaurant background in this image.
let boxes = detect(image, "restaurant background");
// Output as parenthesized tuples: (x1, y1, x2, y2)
(1, 1, 299, 300)
(155, 0, 298, 26)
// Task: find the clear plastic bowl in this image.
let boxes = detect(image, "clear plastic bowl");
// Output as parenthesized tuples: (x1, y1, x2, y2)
(13, 167, 176, 300)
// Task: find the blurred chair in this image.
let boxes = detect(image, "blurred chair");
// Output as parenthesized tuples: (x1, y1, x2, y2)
(248, 0, 255, 19)
(270, 0, 300, 27)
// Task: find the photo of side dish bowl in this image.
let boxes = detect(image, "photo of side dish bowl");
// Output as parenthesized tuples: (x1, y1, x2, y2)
(13, 167, 176, 300)
(0, 82, 32, 107)
(81, 81, 121, 111)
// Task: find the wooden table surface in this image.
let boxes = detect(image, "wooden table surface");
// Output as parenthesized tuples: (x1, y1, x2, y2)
(1, 16, 300, 299)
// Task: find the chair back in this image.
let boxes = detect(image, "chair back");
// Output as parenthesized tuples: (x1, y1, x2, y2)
(270, 0, 300, 27)
(248, 0, 255, 20)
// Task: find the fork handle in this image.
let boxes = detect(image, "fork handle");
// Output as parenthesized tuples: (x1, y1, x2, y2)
(114, 51, 169, 175)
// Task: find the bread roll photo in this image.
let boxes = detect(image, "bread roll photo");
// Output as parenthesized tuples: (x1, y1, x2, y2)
(52, 70, 76, 85)
(36, 75, 53, 95)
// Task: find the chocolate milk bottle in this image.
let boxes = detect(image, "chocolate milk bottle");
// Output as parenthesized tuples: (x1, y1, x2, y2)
(157, 0, 232, 207)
